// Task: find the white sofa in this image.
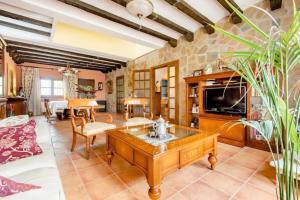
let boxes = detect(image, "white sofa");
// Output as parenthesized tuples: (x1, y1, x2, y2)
(0, 120, 65, 200)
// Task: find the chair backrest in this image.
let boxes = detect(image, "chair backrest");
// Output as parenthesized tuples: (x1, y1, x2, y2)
(44, 99, 52, 118)
(123, 97, 153, 121)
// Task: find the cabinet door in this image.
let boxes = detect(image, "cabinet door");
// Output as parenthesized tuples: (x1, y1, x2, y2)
(199, 117, 245, 143)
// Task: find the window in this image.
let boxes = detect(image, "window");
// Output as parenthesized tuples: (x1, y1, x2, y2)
(40, 79, 63, 96)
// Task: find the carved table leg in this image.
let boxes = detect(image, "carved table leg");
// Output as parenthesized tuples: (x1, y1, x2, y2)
(148, 186, 161, 200)
(208, 153, 217, 170)
(106, 149, 113, 165)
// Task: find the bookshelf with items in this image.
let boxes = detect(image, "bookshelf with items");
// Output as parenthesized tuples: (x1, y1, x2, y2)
(185, 77, 200, 129)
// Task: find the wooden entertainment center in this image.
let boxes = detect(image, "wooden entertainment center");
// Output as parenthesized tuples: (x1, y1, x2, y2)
(184, 71, 251, 147)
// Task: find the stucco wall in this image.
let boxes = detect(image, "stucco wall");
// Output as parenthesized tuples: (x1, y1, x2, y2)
(106, 0, 298, 125)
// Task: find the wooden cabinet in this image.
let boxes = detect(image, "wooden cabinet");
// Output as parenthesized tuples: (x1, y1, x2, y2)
(199, 117, 245, 147)
(185, 71, 251, 147)
(0, 98, 7, 119)
(6, 97, 27, 117)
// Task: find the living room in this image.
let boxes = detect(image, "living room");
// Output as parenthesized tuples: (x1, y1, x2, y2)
(0, 0, 299, 200)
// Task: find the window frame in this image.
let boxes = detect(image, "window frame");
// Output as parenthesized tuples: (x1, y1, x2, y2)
(40, 78, 63, 97)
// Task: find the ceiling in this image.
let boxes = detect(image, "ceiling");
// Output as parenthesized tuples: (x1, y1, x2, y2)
(0, 0, 282, 73)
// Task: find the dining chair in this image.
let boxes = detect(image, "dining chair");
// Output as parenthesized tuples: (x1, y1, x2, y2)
(44, 99, 63, 122)
(123, 97, 154, 127)
(68, 99, 116, 159)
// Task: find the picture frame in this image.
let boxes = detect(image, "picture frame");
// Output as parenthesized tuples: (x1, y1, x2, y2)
(193, 69, 202, 77)
(106, 80, 113, 94)
(98, 82, 103, 90)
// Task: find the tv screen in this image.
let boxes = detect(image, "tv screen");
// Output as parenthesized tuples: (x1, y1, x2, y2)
(204, 86, 246, 115)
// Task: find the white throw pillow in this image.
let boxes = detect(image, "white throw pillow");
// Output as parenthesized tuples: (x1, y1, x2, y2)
(0, 115, 29, 128)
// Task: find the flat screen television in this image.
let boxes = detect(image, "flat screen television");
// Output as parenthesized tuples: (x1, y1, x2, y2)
(204, 85, 247, 115)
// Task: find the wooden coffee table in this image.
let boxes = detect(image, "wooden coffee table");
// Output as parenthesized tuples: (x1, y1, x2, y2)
(106, 125, 219, 200)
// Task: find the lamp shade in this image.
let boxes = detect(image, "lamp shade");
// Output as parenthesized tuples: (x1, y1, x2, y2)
(126, 0, 153, 19)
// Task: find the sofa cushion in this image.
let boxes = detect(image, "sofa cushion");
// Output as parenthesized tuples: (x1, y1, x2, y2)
(35, 121, 52, 144)
(0, 115, 29, 128)
(6, 167, 65, 200)
(0, 175, 40, 197)
(0, 143, 56, 177)
(75, 122, 116, 135)
(0, 120, 42, 165)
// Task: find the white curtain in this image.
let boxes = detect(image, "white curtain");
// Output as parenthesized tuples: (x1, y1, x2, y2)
(22, 67, 41, 115)
(63, 74, 78, 99)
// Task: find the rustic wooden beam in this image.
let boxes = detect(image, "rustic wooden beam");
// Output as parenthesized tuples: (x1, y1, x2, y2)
(19, 59, 108, 73)
(164, 0, 215, 34)
(16, 52, 117, 67)
(18, 56, 116, 70)
(58, 0, 177, 47)
(270, 0, 282, 10)
(0, 9, 52, 28)
(217, 0, 242, 24)
(0, 20, 51, 36)
(111, 0, 194, 42)
(6, 40, 126, 65)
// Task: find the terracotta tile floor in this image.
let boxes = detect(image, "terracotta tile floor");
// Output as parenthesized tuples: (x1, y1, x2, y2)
(36, 114, 278, 200)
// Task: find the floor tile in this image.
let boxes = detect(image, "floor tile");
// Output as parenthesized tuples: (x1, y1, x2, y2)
(200, 171, 243, 196)
(105, 189, 138, 200)
(85, 174, 127, 200)
(233, 183, 276, 200)
(180, 180, 230, 200)
(78, 163, 113, 184)
(216, 161, 256, 182)
(116, 166, 145, 187)
(73, 156, 103, 169)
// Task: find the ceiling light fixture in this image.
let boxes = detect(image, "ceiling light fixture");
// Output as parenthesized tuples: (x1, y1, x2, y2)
(126, 0, 154, 19)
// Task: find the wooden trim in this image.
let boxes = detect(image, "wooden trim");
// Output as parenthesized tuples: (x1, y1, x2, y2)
(18, 59, 108, 73)
(16, 51, 120, 67)
(165, 0, 215, 34)
(116, 75, 124, 113)
(18, 55, 116, 69)
(111, 0, 193, 42)
(216, 0, 243, 24)
(6, 40, 126, 64)
(0, 9, 52, 28)
(270, 0, 282, 10)
(150, 60, 179, 124)
(0, 21, 51, 36)
(58, 0, 178, 47)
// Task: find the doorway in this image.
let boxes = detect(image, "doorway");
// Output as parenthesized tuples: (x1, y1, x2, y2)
(151, 60, 179, 124)
(116, 76, 124, 113)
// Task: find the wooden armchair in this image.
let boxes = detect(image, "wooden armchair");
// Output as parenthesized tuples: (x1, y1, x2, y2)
(68, 99, 116, 159)
(123, 97, 154, 127)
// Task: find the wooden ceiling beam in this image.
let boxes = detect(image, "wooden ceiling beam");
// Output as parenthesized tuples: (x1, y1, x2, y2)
(19, 59, 110, 73)
(18, 55, 117, 70)
(111, 0, 194, 42)
(10, 48, 124, 67)
(216, 0, 242, 24)
(58, 0, 177, 47)
(0, 9, 52, 28)
(0, 20, 51, 36)
(6, 40, 126, 65)
(164, 0, 215, 34)
(270, 0, 282, 10)
(16, 52, 117, 67)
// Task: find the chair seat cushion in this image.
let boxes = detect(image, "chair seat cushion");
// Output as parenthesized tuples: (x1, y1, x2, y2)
(123, 117, 154, 127)
(75, 122, 116, 135)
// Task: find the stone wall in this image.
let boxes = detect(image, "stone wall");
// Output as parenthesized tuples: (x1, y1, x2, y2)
(106, 0, 298, 124)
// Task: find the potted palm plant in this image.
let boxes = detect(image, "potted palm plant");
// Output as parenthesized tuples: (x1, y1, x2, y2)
(212, 1, 300, 199)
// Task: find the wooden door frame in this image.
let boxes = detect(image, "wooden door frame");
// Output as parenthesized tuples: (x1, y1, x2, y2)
(150, 60, 179, 124)
(116, 75, 124, 113)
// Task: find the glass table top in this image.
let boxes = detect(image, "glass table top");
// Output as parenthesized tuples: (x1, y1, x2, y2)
(120, 124, 200, 147)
